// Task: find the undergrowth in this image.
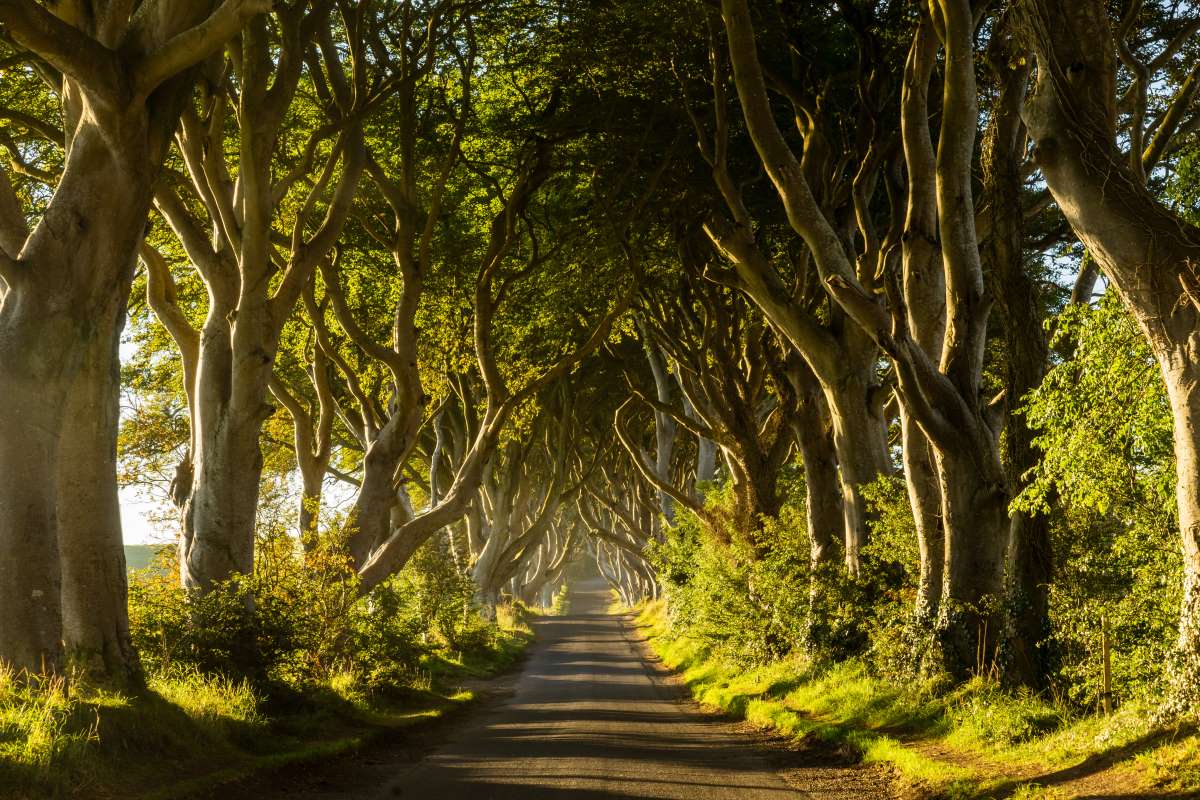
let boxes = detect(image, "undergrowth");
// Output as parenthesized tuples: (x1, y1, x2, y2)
(635, 599, 1200, 799)
(0, 624, 529, 800)
(0, 533, 533, 800)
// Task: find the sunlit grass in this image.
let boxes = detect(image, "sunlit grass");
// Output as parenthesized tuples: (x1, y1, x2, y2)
(0, 625, 532, 799)
(0, 667, 96, 787)
(148, 669, 261, 726)
(1138, 734, 1200, 789)
(636, 602, 1200, 799)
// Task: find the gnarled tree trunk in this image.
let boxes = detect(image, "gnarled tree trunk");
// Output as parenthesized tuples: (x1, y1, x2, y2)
(1, 120, 169, 673)
(825, 375, 891, 572)
(721, 0, 1010, 679)
(0, 0, 268, 673)
(982, 31, 1053, 688)
(178, 297, 280, 589)
(899, 19, 947, 624)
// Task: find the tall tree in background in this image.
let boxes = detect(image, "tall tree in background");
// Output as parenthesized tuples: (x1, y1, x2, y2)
(316, 0, 477, 573)
(680, 13, 892, 574)
(721, 0, 1016, 678)
(981, 13, 1055, 687)
(624, 272, 796, 548)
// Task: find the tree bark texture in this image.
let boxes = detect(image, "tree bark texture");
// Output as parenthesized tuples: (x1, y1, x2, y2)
(58, 255, 140, 684)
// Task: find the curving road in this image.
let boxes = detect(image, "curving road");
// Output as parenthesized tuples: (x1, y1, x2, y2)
(380, 579, 802, 799)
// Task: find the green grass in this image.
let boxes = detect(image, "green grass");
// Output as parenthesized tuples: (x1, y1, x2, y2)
(122, 546, 167, 573)
(0, 624, 532, 800)
(632, 599, 1200, 799)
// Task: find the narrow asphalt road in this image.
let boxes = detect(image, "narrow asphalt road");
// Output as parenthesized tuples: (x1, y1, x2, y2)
(220, 580, 892, 799)
(381, 579, 804, 799)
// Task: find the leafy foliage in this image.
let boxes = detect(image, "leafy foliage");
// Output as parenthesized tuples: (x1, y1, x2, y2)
(1016, 295, 1182, 706)
(650, 475, 912, 667)
(129, 532, 506, 695)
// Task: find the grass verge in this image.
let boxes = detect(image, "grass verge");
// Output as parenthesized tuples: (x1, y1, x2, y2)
(633, 599, 1200, 799)
(0, 620, 531, 800)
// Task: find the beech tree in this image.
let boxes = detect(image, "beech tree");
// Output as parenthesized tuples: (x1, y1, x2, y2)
(719, 0, 1021, 676)
(469, 391, 578, 609)
(330, 129, 633, 590)
(145, 1, 380, 592)
(578, 454, 660, 600)
(681, 17, 893, 576)
(622, 272, 796, 551)
(305, 0, 477, 576)
(515, 519, 579, 607)
(0, 0, 270, 677)
(10, 0, 1200, 731)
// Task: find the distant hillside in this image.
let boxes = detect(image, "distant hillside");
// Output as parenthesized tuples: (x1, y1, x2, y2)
(124, 544, 168, 573)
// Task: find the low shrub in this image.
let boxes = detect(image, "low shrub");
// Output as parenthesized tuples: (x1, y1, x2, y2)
(128, 532, 502, 692)
(1, 530, 531, 799)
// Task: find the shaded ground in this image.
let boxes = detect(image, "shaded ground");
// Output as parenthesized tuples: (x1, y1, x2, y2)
(215, 579, 892, 799)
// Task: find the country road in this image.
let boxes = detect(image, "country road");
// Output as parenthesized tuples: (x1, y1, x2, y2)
(227, 580, 891, 799)
(387, 579, 803, 799)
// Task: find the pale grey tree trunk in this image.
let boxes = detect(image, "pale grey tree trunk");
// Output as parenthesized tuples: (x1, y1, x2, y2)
(642, 333, 678, 524)
(58, 256, 139, 684)
(679, 379, 718, 492)
(179, 310, 274, 589)
(0, 0, 269, 672)
(344, 410, 423, 568)
(0, 316, 70, 674)
(465, 501, 486, 564)
(181, 426, 264, 589)
(0, 128, 161, 673)
(430, 408, 449, 506)
(825, 378, 890, 573)
(902, 413, 943, 621)
(982, 35, 1054, 688)
(933, 447, 1009, 673)
(899, 20, 947, 624)
(1165, 362, 1200, 698)
(696, 436, 718, 486)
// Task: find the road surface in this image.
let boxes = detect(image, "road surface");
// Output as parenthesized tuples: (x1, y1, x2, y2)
(226, 579, 891, 799)
(384, 579, 803, 799)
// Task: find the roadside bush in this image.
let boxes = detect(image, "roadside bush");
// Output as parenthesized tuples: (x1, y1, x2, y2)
(651, 293, 1191, 722)
(748, 505, 810, 655)
(1020, 294, 1183, 709)
(128, 531, 504, 693)
(649, 484, 776, 663)
(650, 475, 911, 665)
(397, 536, 477, 650)
(652, 472, 912, 666)
(128, 533, 355, 684)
